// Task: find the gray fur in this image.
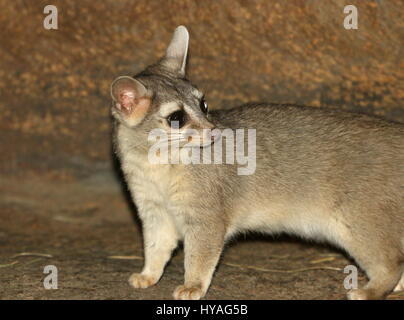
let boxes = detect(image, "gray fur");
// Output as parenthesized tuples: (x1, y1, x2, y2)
(111, 26, 404, 300)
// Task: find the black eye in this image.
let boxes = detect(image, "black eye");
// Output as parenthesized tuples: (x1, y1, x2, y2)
(200, 97, 208, 114)
(167, 110, 186, 128)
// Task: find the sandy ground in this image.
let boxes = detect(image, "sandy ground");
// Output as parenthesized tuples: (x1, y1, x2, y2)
(0, 170, 403, 300)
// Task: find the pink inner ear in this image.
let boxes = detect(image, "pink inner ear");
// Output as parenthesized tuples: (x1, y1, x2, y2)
(118, 90, 136, 113)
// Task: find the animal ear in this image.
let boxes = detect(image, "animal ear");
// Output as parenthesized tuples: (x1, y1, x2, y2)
(160, 25, 189, 77)
(110, 76, 149, 115)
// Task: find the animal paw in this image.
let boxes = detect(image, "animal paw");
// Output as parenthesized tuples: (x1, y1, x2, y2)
(347, 289, 369, 300)
(128, 273, 157, 289)
(347, 288, 383, 300)
(173, 284, 204, 300)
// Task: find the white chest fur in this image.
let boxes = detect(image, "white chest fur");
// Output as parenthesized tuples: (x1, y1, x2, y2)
(119, 144, 191, 237)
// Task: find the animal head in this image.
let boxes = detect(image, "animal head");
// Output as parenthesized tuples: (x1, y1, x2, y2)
(111, 26, 220, 149)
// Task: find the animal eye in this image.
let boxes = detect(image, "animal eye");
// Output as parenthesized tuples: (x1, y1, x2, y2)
(167, 110, 186, 128)
(200, 97, 208, 114)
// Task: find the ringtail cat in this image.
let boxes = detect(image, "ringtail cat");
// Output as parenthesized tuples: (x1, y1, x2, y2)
(111, 26, 404, 300)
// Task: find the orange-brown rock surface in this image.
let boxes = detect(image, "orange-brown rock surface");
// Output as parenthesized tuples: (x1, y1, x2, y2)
(0, 0, 403, 178)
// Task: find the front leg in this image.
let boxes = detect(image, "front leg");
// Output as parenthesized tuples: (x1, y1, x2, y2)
(129, 203, 179, 289)
(173, 222, 225, 300)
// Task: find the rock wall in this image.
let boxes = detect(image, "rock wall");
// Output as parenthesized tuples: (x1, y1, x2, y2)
(0, 0, 402, 178)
